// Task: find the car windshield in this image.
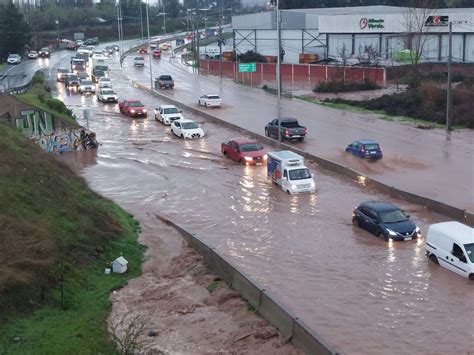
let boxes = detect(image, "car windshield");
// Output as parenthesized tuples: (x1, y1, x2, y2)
(281, 120, 300, 128)
(58, 68, 68, 73)
(208, 95, 220, 100)
(464, 243, 474, 263)
(128, 102, 143, 107)
(81, 80, 92, 85)
(9, 54, 19, 58)
(135, 57, 144, 60)
(100, 78, 111, 82)
(30, 51, 37, 54)
(182, 122, 199, 129)
(95, 71, 105, 76)
(364, 144, 380, 150)
(164, 108, 179, 114)
(68, 75, 79, 81)
(40, 48, 49, 52)
(160, 76, 172, 80)
(288, 168, 311, 181)
(102, 90, 114, 95)
(240, 143, 260, 152)
(95, 65, 108, 71)
(379, 209, 408, 223)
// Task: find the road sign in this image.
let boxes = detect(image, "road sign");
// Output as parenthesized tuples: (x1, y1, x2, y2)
(238, 63, 256, 73)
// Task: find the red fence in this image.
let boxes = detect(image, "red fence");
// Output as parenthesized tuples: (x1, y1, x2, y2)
(199, 60, 386, 90)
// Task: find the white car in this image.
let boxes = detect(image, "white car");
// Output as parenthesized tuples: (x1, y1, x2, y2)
(7, 54, 21, 65)
(198, 94, 222, 108)
(27, 50, 38, 59)
(79, 79, 95, 94)
(97, 88, 118, 103)
(134, 56, 145, 67)
(171, 119, 204, 139)
(98, 77, 112, 89)
(154, 105, 183, 125)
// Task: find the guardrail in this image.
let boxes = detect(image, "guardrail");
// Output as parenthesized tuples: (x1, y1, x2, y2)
(154, 213, 340, 355)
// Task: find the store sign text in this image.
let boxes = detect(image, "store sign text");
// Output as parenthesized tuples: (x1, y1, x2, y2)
(359, 18, 385, 30)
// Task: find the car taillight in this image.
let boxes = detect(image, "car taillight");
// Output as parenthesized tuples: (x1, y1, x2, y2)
(379, 146, 383, 151)
(284, 129, 289, 135)
(304, 128, 308, 134)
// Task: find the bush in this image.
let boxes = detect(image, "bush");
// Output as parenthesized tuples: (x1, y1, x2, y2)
(314, 80, 380, 93)
(238, 50, 266, 63)
(44, 98, 71, 115)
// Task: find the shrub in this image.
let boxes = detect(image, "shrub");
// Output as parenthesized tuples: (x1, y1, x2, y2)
(314, 80, 380, 93)
(238, 50, 266, 63)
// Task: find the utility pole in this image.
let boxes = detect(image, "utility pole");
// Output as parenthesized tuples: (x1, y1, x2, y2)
(219, 0, 224, 78)
(446, 21, 453, 132)
(139, 1, 144, 39)
(276, 0, 282, 144)
(146, 0, 153, 91)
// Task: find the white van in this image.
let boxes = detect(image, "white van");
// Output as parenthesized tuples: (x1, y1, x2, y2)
(267, 151, 315, 194)
(426, 221, 474, 280)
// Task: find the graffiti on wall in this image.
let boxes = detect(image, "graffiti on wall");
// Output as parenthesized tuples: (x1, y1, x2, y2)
(15, 110, 98, 154)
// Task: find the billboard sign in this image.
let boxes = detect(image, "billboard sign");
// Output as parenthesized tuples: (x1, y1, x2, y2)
(425, 15, 449, 26)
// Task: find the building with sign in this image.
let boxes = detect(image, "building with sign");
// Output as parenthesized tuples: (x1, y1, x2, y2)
(231, 5, 474, 65)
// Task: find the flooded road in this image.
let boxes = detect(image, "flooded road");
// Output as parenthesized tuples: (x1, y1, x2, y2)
(53, 48, 473, 354)
(124, 51, 474, 212)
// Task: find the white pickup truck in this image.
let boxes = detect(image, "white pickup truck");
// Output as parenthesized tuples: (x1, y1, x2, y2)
(267, 151, 315, 194)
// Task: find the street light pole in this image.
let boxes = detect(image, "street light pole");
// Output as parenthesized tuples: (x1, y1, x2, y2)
(158, 13, 167, 37)
(276, 0, 282, 144)
(146, 0, 153, 91)
(139, 1, 144, 39)
(446, 21, 453, 132)
(55, 19, 60, 46)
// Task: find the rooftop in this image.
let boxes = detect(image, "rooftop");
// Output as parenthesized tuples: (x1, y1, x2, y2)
(429, 221, 473, 244)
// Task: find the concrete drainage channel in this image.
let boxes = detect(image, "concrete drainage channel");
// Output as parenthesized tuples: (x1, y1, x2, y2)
(155, 213, 339, 355)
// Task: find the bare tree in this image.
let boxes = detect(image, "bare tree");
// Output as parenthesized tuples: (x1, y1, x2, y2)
(402, 0, 442, 87)
(110, 313, 150, 355)
(335, 43, 349, 84)
(357, 44, 381, 66)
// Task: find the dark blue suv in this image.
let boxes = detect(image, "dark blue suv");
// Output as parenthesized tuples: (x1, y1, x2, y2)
(346, 139, 382, 159)
(352, 201, 420, 241)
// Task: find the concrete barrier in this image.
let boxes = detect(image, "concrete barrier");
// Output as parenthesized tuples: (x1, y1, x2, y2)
(231, 270, 263, 310)
(129, 68, 473, 227)
(153, 213, 338, 354)
(293, 319, 340, 355)
(259, 290, 296, 339)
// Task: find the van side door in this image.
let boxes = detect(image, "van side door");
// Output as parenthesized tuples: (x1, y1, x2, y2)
(445, 243, 469, 278)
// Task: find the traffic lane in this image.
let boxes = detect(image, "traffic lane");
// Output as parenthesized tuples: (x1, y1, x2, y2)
(129, 52, 474, 211)
(53, 54, 473, 354)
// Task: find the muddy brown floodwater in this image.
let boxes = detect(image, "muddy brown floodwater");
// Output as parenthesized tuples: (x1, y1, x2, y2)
(54, 49, 474, 354)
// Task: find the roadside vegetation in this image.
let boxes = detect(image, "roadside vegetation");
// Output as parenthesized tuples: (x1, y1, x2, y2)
(0, 119, 144, 352)
(323, 77, 474, 128)
(314, 80, 380, 93)
(17, 72, 77, 126)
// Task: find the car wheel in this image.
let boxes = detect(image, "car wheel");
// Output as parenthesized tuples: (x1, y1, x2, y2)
(299, 137, 304, 142)
(205, 103, 208, 108)
(287, 190, 291, 195)
(223, 152, 228, 159)
(429, 254, 439, 265)
(265, 128, 269, 137)
(180, 134, 184, 139)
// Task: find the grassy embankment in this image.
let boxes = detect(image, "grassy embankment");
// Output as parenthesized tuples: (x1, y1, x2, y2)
(0, 84, 144, 353)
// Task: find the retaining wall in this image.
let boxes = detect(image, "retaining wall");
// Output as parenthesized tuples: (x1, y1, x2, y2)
(154, 214, 339, 355)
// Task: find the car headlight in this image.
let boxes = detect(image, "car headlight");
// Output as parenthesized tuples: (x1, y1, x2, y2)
(290, 183, 297, 189)
(310, 181, 315, 187)
(244, 156, 253, 161)
(263, 154, 268, 160)
(415, 226, 420, 233)
(130, 109, 135, 113)
(386, 229, 397, 236)
(142, 109, 147, 113)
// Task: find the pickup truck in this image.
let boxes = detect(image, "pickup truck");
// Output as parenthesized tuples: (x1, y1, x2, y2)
(264, 117, 307, 142)
(221, 138, 267, 166)
(119, 100, 147, 118)
(155, 75, 174, 89)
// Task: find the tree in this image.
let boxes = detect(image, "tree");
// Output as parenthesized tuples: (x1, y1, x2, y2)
(402, 0, 441, 87)
(0, 3, 32, 60)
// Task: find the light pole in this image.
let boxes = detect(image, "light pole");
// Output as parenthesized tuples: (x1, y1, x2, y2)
(116, 0, 124, 58)
(55, 19, 60, 45)
(276, 0, 282, 144)
(139, 1, 144, 39)
(446, 20, 467, 132)
(146, 0, 153, 91)
(158, 12, 167, 37)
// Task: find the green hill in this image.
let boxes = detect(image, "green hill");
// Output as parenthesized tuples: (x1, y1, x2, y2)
(0, 123, 144, 354)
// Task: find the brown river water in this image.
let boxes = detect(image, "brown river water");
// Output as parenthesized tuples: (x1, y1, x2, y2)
(54, 50, 473, 354)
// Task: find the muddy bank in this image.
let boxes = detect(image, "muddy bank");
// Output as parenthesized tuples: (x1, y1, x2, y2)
(107, 215, 301, 354)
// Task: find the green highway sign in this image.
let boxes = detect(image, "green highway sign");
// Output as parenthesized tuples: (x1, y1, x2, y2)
(238, 63, 256, 73)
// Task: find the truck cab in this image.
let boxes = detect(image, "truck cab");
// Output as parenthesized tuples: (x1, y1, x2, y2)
(267, 150, 315, 194)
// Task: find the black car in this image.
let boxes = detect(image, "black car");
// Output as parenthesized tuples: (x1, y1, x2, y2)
(38, 47, 51, 58)
(155, 75, 175, 89)
(92, 70, 106, 83)
(352, 201, 420, 241)
(84, 37, 99, 45)
(65, 74, 80, 88)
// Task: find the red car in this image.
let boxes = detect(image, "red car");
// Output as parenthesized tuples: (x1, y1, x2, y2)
(119, 100, 147, 118)
(221, 138, 267, 165)
(152, 49, 161, 59)
(138, 47, 148, 54)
